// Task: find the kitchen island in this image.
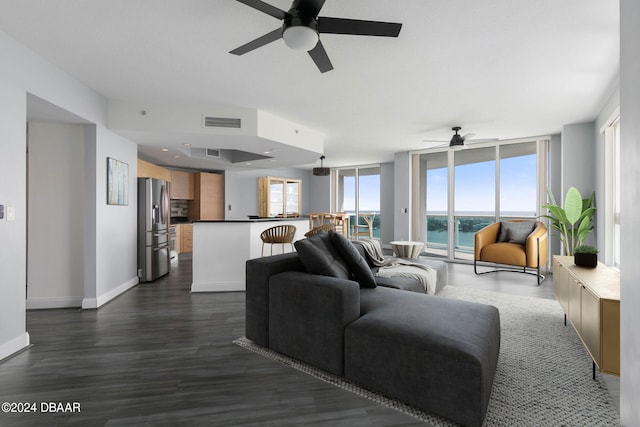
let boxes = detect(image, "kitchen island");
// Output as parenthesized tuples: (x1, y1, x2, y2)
(191, 218, 308, 292)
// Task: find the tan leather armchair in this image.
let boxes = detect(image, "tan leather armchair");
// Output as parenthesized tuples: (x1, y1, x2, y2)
(474, 219, 548, 285)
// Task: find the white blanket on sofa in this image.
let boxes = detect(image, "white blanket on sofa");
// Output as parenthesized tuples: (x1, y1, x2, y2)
(355, 239, 437, 294)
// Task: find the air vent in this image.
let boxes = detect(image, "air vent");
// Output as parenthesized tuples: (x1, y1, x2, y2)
(206, 148, 220, 158)
(203, 116, 241, 128)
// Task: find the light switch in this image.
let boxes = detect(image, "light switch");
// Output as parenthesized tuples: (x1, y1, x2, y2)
(0, 204, 4, 219)
(6, 206, 15, 221)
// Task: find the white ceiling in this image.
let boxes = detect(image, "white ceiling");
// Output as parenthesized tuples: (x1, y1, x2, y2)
(0, 0, 619, 170)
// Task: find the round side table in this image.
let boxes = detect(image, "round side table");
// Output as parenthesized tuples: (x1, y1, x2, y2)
(390, 241, 424, 258)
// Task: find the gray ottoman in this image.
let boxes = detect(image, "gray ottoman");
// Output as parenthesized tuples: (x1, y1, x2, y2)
(344, 286, 500, 427)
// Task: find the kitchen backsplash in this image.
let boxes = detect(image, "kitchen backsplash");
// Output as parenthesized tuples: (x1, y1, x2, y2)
(171, 200, 189, 218)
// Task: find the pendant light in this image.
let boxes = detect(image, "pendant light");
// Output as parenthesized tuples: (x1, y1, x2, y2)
(313, 155, 330, 176)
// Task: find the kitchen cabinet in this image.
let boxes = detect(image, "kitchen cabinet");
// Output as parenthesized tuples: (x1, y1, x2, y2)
(188, 172, 224, 221)
(137, 159, 171, 182)
(552, 256, 620, 376)
(258, 176, 301, 218)
(174, 223, 182, 253)
(170, 170, 194, 200)
(180, 224, 193, 253)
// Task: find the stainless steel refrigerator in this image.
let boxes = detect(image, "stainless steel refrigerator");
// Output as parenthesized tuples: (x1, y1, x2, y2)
(137, 177, 170, 282)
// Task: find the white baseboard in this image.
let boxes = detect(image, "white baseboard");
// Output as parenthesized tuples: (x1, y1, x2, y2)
(82, 276, 139, 309)
(27, 296, 83, 310)
(191, 281, 245, 293)
(0, 332, 31, 362)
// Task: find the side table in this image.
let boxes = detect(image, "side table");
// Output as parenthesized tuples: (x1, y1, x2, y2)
(390, 241, 424, 258)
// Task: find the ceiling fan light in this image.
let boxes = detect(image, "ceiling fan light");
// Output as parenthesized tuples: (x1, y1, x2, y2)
(449, 137, 465, 150)
(283, 25, 319, 51)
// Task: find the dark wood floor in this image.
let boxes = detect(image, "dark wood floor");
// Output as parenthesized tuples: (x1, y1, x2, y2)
(0, 255, 606, 426)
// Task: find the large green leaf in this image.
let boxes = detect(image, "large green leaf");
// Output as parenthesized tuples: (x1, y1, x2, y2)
(543, 204, 568, 224)
(577, 215, 593, 244)
(564, 187, 583, 225)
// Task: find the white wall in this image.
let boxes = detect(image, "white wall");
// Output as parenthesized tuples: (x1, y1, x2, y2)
(560, 122, 597, 197)
(380, 162, 395, 244)
(393, 152, 411, 241)
(27, 122, 85, 308)
(0, 29, 138, 360)
(224, 167, 311, 220)
(619, 1, 640, 424)
(560, 122, 597, 247)
(307, 174, 331, 214)
(0, 80, 29, 361)
(87, 126, 138, 308)
(548, 133, 562, 256)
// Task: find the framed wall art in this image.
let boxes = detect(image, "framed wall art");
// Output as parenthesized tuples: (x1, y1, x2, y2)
(107, 157, 129, 205)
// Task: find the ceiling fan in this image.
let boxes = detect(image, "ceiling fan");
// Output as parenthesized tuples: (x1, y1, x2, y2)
(229, 0, 402, 73)
(423, 126, 497, 150)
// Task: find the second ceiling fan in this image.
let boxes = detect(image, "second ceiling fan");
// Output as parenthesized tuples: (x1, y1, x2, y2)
(423, 127, 498, 150)
(229, 0, 402, 73)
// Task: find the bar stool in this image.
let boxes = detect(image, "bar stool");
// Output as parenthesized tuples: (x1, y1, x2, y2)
(352, 213, 375, 239)
(260, 225, 297, 256)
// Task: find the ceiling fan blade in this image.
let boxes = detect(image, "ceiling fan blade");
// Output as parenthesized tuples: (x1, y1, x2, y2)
(308, 40, 333, 73)
(466, 138, 499, 144)
(234, 0, 287, 20)
(229, 28, 282, 55)
(295, 0, 326, 18)
(317, 17, 402, 37)
(461, 133, 476, 141)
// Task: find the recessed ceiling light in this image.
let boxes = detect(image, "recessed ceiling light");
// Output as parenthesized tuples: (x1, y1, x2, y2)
(161, 148, 169, 152)
(247, 162, 252, 166)
(183, 143, 192, 147)
(174, 155, 181, 158)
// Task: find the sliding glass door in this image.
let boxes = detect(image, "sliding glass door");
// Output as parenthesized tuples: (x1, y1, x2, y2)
(453, 147, 496, 259)
(335, 166, 381, 239)
(415, 140, 545, 261)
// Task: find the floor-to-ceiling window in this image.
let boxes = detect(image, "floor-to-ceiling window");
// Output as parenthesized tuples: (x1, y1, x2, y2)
(604, 116, 621, 268)
(453, 146, 496, 259)
(423, 152, 448, 256)
(414, 140, 545, 261)
(334, 166, 381, 239)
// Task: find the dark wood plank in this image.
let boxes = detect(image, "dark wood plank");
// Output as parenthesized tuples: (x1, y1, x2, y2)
(0, 254, 429, 426)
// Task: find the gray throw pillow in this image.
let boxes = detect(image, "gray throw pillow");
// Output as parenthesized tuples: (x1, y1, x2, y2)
(329, 230, 377, 288)
(498, 221, 535, 245)
(294, 231, 350, 280)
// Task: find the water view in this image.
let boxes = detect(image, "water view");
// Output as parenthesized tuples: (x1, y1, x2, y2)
(427, 212, 536, 250)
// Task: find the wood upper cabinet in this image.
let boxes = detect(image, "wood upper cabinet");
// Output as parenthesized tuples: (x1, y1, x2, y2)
(170, 170, 194, 200)
(188, 172, 224, 221)
(138, 159, 171, 182)
(258, 176, 301, 218)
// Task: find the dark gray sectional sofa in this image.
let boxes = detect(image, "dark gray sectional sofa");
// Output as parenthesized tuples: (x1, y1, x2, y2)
(245, 231, 501, 427)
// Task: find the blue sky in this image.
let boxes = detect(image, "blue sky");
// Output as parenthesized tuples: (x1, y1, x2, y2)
(341, 154, 536, 214)
(342, 175, 380, 212)
(428, 154, 536, 214)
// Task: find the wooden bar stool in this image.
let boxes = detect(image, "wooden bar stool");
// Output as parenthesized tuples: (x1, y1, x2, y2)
(260, 225, 297, 256)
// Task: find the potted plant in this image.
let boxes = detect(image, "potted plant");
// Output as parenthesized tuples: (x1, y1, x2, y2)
(540, 186, 596, 255)
(573, 245, 599, 268)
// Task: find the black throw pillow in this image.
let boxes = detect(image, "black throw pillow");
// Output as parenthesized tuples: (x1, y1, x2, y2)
(498, 221, 535, 245)
(329, 230, 377, 288)
(294, 231, 350, 280)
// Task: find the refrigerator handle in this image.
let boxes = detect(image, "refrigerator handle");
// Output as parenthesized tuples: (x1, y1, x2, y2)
(160, 184, 168, 225)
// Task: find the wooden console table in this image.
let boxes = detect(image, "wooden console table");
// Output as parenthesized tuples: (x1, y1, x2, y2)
(552, 256, 620, 378)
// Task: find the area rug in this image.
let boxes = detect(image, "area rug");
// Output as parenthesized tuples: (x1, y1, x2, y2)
(234, 286, 620, 426)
